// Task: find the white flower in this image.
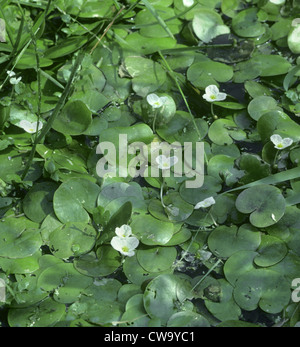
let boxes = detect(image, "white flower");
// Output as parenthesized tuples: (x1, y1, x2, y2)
(203, 85, 227, 102)
(115, 225, 132, 238)
(110, 235, 139, 257)
(194, 197, 216, 209)
(9, 76, 22, 85)
(156, 154, 178, 170)
(147, 93, 168, 109)
(270, 134, 293, 150)
(269, 0, 285, 5)
(183, 0, 194, 7)
(292, 18, 300, 27)
(19, 120, 43, 134)
(7, 70, 16, 77)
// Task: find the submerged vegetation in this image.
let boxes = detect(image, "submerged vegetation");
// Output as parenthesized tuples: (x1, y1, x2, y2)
(0, 0, 300, 327)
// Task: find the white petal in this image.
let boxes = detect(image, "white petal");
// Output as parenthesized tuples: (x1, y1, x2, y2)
(269, 0, 285, 4)
(183, 0, 194, 7)
(110, 236, 123, 252)
(9, 76, 22, 85)
(115, 224, 132, 238)
(7, 70, 15, 77)
(202, 94, 214, 102)
(126, 236, 139, 250)
(194, 201, 205, 209)
(206, 85, 219, 96)
(169, 156, 179, 167)
(194, 197, 216, 209)
(147, 93, 162, 108)
(156, 154, 167, 168)
(270, 134, 283, 146)
(159, 96, 169, 105)
(281, 138, 293, 149)
(216, 92, 227, 101)
(125, 249, 136, 257)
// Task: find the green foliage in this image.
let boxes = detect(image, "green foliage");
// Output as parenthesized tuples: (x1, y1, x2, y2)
(0, 0, 299, 328)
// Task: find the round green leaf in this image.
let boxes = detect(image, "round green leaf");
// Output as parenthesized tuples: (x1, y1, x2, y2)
(247, 96, 279, 121)
(192, 9, 230, 43)
(143, 274, 191, 324)
(250, 55, 292, 77)
(131, 214, 174, 246)
(124, 56, 166, 97)
(187, 60, 233, 88)
(167, 311, 210, 327)
(0, 217, 42, 259)
(224, 250, 257, 285)
(235, 185, 286, 228)
(208, 118, 246, 146)
(179, 175, 222, 205)
(208, 224, 261, 258)
(266, 206, 300, 256)
(23, 181, 58, 223)
(52, 100, 92, 136)
(233, 268, 291, 314)
(53, 178, 101, 224)
(8, 298, 66, 327)
(123, 253, 172, 286)
(254, 234, 287, 267)
(37, 262, 93, 304)
(49, 222, 97, 259)
(137, 246, 177, 272)
(232, 8, 265, 38)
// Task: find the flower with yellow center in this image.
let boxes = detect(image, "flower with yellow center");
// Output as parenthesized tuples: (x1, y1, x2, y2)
(270, 134, 293, 150)
(110, 235, 139, 257)
(156, 155, 178, 170)
(203, 85, 227, 103)
(19, 120, 43, 134)
(147, 93, 168, 109)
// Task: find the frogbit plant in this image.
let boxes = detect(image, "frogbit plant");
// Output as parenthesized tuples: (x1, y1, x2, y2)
(194, 197, 216, 210)
(203, 85, 227, 119)
(270, 134, 294, 168)
(156, 154, 179, 170)
(156, 154, 178, 209)
(146, 93, 169, 134)
(110, 225, 139, 258)
(19, 120, 43, 134)
(183, 0, 194, 7)
(270, 134, 293, 150)
(7, 71, 22, 85)
(1, 0, 300, 329)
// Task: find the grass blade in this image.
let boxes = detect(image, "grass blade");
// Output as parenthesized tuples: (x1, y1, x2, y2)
(140, 0, 175, 39)
(223, 166, 300, 203)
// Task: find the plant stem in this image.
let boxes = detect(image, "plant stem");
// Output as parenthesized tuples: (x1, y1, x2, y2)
(152, 108, 158, 134)
(21, 51, 85, 180)
(158, 50, 209, 167)
(190, 259, 223, 293)
(159, 173, 166, 208)
(273, 149, 280, 168)
(89, 5, 125, 55)
(211, 103, 217, 118)
(158, 51, 201, 140)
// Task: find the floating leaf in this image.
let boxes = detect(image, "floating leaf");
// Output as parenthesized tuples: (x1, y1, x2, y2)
(192, 9, 230, 43)
(53, 178, 101, 224)
(208, 224, 261, 258)
(235, 185, 286, 228)
(233, 268, 291, 314)
(52, 100, 92, 136)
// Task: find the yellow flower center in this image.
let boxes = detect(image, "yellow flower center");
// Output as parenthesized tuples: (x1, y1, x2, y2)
(122, 246, 129, 252)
